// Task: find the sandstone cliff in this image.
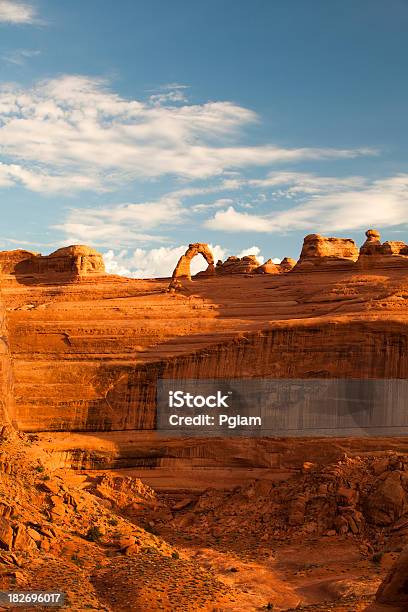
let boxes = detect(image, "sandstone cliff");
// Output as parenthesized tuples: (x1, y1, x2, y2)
(0, 229, 407, 432)
(0, 289, 14, 427)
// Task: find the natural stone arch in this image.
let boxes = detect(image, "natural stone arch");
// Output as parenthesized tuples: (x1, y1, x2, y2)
(170, 243, 215, 284)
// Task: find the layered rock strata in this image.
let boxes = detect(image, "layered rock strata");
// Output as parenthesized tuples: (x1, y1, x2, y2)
(0, 245, 105, 279)
(358, 229, 408, 269)
(0, 289, 14, 426)
(0, 229, 408, 432)
(293, 234, 359, 271)
(215, 254, 260, 274)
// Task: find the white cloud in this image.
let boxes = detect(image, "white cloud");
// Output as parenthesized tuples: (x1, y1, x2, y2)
(236, 246, 264, 264)
(247, 171, 367, 195)
(0, 1, 37, 24)
(102, 244, 278, 278)
(149, 84, 189, 105)
(206, 206, 271, 232)
(1, 48, 40, 65)
(192, 198, 234, 212)
(204, 174, 408, 234)
(53, 196, 185, 247)
(0, 75, 373, 194)
(103, 244, 228, 278)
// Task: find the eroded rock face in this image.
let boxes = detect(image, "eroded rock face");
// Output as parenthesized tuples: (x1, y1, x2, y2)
(360, 229, 382, 256)
(279, 257, 296, 272)
(255, 257, 296, 274)
(374, 546, 408, 608)
(364, 472, 407, 526)
(0, 290, 15, 427)
(255, 259, 280, 274)
(0, 245, 105, 278)
(358, 230, 408, 269)
(44, 246, 105, 275)
(293, 234, 359, 271)
(216, 255, 260, 274)
(171, 243, 214, 283)
(0, 250, 39, 274)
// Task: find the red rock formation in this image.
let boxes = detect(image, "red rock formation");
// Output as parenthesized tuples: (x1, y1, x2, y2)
(216, 254, 260, 274)
(255, 257, 296, 274)
(171, 243, 214, 284)
(0, 290, 15, 427)
(293, 233, 359, 271)
(0, 249, 39, 274)
(255, 259, 280, 274)
(42, 245, 105, 275)
(0, 245, 105, 278)
(358, 229, 408, 269)
(1, 230, 408, 432)
(368, 547, 408, 611)
(279, 257, 296, 272)
(360, 229, 382, 255)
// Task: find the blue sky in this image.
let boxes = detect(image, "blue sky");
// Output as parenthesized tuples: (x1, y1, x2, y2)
(0, 0, 408, 277)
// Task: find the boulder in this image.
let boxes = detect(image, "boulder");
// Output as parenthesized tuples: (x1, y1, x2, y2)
(364, 472, 407, 526)
(373, 546, 408, 608)
(13, 525, 37, 551)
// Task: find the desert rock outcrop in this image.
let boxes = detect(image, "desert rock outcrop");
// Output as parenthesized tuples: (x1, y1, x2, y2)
(215, 254, 260, 274)
(0, 245, 105, 278)
(255, 257, 296, 274)
(255, 259, 280, 274)
(293, 233, 359, 271)
(1, 228, 408, 432)
(369, 546, 408, 610)
(279, 256, 296, 272)
(0, 290, 14, 426)
(171, 243, 214, 283)
(358, 229, 408, 269)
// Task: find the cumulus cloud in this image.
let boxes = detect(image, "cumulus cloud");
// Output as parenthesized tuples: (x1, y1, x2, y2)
(0, 75, 372, 194)
(0, 1, 37, 24)
(204, 174, 408, 234)
(53, 196, 184, 247)
(103, 244, 228, 278)
(236, 246, 264, 263)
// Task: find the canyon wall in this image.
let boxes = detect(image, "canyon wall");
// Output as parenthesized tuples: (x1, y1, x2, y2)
(11, 319, 408, 432)
(0, 289, 15, 427)
(1, 229, 408, 433)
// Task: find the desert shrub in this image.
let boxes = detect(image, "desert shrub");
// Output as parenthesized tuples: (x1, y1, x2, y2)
(85, 526, 103, 542)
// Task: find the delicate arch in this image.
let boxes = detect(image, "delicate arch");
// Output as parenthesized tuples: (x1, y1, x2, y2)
(171, 243, 215, 282)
